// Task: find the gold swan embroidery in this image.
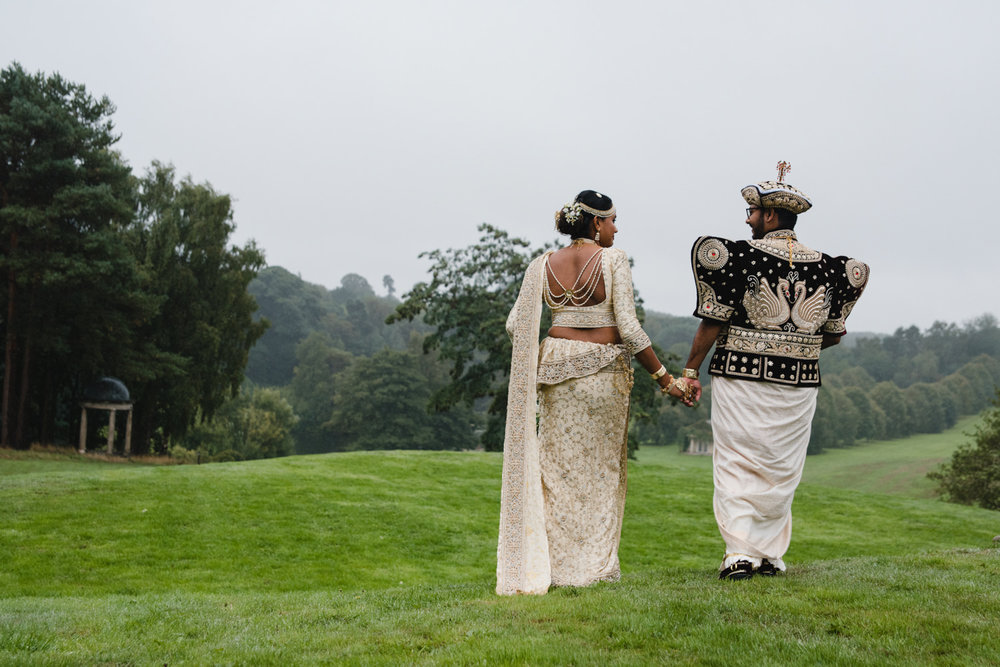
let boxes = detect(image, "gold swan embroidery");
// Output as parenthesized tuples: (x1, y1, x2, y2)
(742, 276, 790, 330)
(789, 282, 832, 334)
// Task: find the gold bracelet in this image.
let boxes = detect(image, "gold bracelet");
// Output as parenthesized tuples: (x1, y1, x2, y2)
(680, 379, 695, 402)
(663, 377, 695, 401)
(650, 365, 667, 380)
(659, 375, 677, 394)
(682, 368, 699, 379)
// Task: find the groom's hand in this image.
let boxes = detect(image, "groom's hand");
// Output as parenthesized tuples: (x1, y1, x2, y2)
(685, 378, 703, 404)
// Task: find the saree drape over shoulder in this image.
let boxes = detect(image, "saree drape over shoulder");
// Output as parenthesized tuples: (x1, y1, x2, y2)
(496, 248, 645, 595)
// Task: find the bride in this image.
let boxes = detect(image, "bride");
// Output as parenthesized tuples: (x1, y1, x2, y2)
(497, 189, 696, 595)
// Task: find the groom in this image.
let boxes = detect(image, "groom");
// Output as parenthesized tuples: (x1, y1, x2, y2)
(680, 163, 870, 579)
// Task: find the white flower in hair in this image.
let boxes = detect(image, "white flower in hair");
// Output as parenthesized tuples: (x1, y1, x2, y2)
(565, 202, 582, 224)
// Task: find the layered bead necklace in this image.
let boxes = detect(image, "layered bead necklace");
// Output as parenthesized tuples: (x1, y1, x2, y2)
(544, 238, 604, 308)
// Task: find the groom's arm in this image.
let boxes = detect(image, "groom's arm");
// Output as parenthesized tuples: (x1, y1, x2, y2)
(682, 319, 723, 401)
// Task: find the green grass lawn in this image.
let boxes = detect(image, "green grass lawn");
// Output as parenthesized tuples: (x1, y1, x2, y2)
(1, 430, 998, 665)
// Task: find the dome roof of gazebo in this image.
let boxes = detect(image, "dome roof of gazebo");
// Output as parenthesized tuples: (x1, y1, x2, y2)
(82, 377, 131, 403)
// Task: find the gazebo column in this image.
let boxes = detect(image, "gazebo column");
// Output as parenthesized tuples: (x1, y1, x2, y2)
(106, 409, 116, 454)
(78, 408, 88, 454)
(125, 409, 133, 456)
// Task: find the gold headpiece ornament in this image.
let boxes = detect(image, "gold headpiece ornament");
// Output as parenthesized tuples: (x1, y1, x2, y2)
(776, 161, 791, 183)
(741, 161, 812, 215)
(577, 201, 615, 218)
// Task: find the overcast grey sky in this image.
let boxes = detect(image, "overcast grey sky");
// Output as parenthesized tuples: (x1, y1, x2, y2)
(3, 0, 998, 333)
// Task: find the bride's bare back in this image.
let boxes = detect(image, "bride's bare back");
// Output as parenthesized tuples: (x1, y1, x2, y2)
(544, 245, 621, 345)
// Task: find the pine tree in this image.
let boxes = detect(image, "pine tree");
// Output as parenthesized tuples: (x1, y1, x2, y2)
(0, 62, 136, 447)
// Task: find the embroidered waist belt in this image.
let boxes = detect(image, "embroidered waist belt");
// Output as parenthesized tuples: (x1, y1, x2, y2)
(537, 339, 629, 386)
(551, 309, 616, 329)
(719, 325, 822, 360)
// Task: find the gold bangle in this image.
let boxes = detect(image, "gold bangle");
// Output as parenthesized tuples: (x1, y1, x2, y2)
(682, 368, 699, 379)
(650, 365, 667, 380)
(659, 375, 676, 394)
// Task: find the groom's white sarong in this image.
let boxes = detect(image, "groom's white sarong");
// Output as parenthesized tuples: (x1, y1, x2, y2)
(710, 376, 818, 571)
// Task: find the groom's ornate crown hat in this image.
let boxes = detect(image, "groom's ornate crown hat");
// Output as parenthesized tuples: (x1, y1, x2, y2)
(741, 161, 812, 214)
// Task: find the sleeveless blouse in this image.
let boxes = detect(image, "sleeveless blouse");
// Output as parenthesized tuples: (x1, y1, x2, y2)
(543, 247, 651, 356)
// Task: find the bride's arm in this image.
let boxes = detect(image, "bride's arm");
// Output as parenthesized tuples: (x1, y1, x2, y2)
(609, 249, 652, 357)
(610, 250, 692, 402)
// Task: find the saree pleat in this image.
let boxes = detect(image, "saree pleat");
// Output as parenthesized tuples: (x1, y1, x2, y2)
(537, 338, 632, 586)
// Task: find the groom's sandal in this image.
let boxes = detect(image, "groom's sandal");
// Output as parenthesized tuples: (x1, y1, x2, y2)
(718, 560, 754, 580)
(756, 559, 779, 577)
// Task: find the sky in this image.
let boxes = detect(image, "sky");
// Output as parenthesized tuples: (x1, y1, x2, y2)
(3, 0, 998, 334)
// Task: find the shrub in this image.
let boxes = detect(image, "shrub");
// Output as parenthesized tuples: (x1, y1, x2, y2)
(930, 391, 1000, 510)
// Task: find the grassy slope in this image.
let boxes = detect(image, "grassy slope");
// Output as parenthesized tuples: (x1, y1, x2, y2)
(640, 414, 984, 500)
(800, 414, 984, 498)
(1, 436, 998, 665)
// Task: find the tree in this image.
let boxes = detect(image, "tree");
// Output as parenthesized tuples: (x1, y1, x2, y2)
(327, 348, 478, 451)
(940, 373, 976, 410)
(287, 332, 353, 453)
(834, 366, 877, 391)
(387, 224, 541, 450)
(809, 385, 860, 453)
(843, 386, 886, 441)
(177, 386, 297, 461)
(869, 381, 911, 439)
(0, 63, 138, 447)
(245, 266, 333, 386)
(904, 383, 944, 434)
(388, 223, 673, 453)
(924, 320, 963, 372)
(958, 360, 997, 411)
(965, 314, 1000, 359)
(888, 349, 941, 387)
(238, 387, 298, 459)
(930, 391, 1000, 510)
(847, 336, 895, 382)
(126, 162, 267, 452)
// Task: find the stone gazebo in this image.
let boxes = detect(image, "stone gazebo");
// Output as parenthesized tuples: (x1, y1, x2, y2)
(682, 420, 714, 456)
(78, 377, 133, 455)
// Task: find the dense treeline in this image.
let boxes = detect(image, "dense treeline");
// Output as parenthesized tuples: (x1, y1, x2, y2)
(632, 315, 1000, 455)
(809, 318, 1000, 453)
(241, 267, 475, 455)
(0, 63, 265, 453)
(245, 227, 1000, 460)
(822, 318, 1000, 387)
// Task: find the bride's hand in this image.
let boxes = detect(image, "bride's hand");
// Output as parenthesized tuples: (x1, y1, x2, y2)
(660, 376, 699, 406)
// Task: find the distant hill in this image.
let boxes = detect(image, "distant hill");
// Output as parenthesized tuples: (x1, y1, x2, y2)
(245, 267, 710, 390)
(246, 267, 427, 386)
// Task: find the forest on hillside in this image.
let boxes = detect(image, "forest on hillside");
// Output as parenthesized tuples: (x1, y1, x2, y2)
(242, 247, 1000, 461)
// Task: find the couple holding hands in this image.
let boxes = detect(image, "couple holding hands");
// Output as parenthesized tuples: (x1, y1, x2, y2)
(498, 164, 870, 594)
